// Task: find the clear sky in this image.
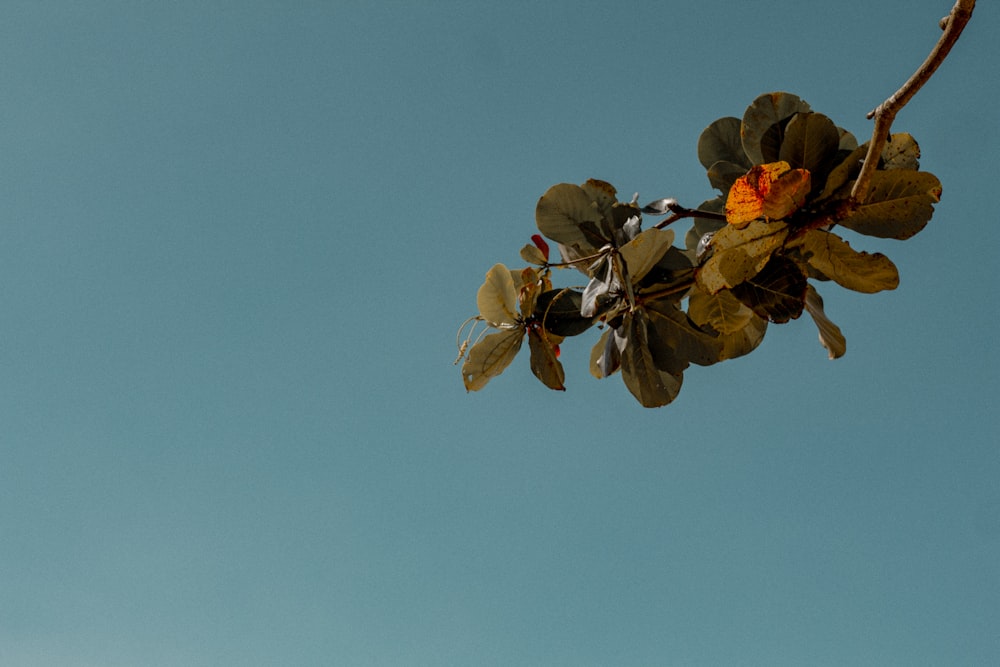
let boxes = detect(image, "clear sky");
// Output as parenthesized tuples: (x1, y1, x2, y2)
(0, 1, 997, 665)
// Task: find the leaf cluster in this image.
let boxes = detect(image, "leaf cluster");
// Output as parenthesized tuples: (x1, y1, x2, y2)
(457, 92, 941, 407)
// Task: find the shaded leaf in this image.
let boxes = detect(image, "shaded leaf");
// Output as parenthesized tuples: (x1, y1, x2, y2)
(839, 171, 941, 239)
(698, 117, 751, 170)
(590, 328, 624, 379)
(779, 112, 841, 177)
(476, 263, 519, 326)
(688, 287, 755, 334)
(793, 229, 899, 293)
(817, 144, 867, 201)
(715, 314, 768, 361)
(528, 328, 565, 390)
(684, 196, 727, 251)
(535, 183, 607, 252)
(620, 311, 683, 408)
(741, 92, 811, 166)
(707, 160, 750, 192)
(461, 328, 524, 391)
(646, 299, 723, 370)
(804, 285, 846, 359)
(581, 258, 615, 317)
(696, 220, 789, 294)
(533, 289, 598, 337)
(731, 255, 807, 323)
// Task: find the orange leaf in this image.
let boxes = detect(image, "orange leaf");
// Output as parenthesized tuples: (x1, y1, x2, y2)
(725, 161, 811, 228)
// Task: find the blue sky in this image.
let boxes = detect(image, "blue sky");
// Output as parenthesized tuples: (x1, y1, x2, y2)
(0, 1, 997, 665)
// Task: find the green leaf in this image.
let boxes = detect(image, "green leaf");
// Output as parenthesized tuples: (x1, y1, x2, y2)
(688, 287, 755, 334)
(528, 328, 565, 390)
(779, 112, 841, 176)
(476, 263, 519, 326)
(619, 311, 683, 408)
(618, 228, 675, 284)
(698, 117, 750, 170)
(730, 255, 807, 323)
(535, 183, 606, 251)
(461, 328, 524, 391)
(695, 220, 789, 294)
(793, 229, 899, 293)
(741, 92, 811, 166)
(839, 171, 941, 239)
(803, 285, 846, 359)
(645, 299, 723, 370)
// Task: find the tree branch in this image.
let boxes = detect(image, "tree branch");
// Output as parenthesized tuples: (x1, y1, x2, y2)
(850, 0, 975, 203)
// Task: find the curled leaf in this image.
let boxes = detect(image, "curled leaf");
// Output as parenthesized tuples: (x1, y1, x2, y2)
(804, 285, 846, 359)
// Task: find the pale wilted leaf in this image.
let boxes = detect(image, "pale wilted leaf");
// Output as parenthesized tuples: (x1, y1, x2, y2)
(461, 328, 524, 391)
(476, 264, 519, 326)
(804, 285, 846, 359)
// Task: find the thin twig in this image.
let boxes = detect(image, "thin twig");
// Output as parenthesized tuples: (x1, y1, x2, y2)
(850, 0, 975, 203)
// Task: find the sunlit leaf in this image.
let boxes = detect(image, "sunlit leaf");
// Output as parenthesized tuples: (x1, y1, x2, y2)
(528, 328, 565, 390)
(881, 133, 920, 170)
(688, 287, 755, 334)
(839, 171, 941, 239)
(476, 263, 519, 326)
(695, 220, 789, 294)
(620, 311, 683, 408)
(779, 112, 841, 176)
(793, 229, 899, 293)
(698, 116, 750, 170)
(725, 162, 810, 227)
(804, 285, 846, 359)
(730, 255, 807, 323)
(640, 198, 678, 216)
(461, 328, 524, 391)
(741, 92, 812, 166)
(619, 228, 675, 284)
(520, 243, 547, 266)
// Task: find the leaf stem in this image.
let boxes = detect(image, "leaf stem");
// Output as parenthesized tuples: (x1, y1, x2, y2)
(850, 0, 975, 203)
(652, 205, 727, 230)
